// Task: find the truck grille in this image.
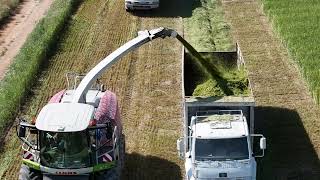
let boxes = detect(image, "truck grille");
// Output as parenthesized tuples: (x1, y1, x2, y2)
(209, 161, 243, 169)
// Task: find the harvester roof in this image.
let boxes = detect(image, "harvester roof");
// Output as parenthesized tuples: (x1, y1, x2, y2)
(36, 103, 94, 132)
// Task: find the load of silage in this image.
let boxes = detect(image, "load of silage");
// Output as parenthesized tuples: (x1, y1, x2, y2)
(185, 53, 249, 97)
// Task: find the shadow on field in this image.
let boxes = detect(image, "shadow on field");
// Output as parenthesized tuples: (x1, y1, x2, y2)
(121, 152, 182, 180)
(255, 106, 320, 180)
(130, 0, 200, 18)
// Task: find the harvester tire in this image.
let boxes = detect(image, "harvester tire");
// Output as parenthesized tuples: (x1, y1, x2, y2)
(119, 134, 125, 169)
(18, 164, 41, 180)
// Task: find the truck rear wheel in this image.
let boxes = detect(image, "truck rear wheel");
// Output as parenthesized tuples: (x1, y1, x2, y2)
(18, 164, 41, 180)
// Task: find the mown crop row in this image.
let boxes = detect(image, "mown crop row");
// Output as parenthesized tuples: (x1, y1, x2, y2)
(0, 0, 21, 24)
(0, 0, 78, 137)
(262, 0, 320, 103)
(183, 0, 234, 51)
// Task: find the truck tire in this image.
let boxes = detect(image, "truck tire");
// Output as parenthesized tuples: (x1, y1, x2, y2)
(18, 164, 41, 180)
(96, 134, 125, 180)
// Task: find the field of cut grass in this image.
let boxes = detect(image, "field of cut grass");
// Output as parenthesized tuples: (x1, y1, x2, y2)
(183, 0, 234, 51)
(262, 0, 320, 103)
(0, 0, 20, 24)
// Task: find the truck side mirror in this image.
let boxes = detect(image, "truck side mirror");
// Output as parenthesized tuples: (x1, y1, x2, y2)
(18, 125, 26, 138)
(260, 137, 266, 150)
(251, 134, 266, 158)
(177, 137, 185, 159)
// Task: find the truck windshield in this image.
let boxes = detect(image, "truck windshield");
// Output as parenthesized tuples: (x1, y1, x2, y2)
(195, 137, 249, 161)
(40, 131, 90, 169)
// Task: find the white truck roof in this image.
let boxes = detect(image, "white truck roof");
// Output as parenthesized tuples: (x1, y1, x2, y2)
(36, 103, 94, 132)
(193, 114, 248, 139)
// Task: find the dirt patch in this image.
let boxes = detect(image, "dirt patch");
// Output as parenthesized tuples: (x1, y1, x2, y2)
(222, 0, 320, 179)
(0, 0, 53, 80)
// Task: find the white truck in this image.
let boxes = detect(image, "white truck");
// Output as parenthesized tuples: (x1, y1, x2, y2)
(125, 0, 159, 11)
(177, 48, 267, 180)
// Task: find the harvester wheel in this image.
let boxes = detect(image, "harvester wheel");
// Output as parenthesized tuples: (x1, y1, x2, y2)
(119, 134, 125, 169)
(18, 164, 41, 180)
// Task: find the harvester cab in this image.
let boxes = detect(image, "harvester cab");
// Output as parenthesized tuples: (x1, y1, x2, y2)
(17, 73, 124, 180)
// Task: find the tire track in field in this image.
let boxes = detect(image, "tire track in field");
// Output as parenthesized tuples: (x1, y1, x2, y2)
(222, 0, 320, 179)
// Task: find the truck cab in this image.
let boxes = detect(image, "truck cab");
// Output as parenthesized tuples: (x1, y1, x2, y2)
(181, 110, 266, 180)
(125, 0, 159, 11)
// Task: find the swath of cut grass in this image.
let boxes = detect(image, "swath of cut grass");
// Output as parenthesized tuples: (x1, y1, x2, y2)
(0, 0, 21, 24)
(0, 0, 78, 137)
(183, 0, 234, 52)
(262, 0, 320, 103)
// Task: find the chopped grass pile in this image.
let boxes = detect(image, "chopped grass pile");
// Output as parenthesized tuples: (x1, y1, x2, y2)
(262, 0, 320, 103)
(193, 69, 248, 96)
(0, 0, 78, 136)
(186, 53, 249, 97)
(201, 114, 234, 122)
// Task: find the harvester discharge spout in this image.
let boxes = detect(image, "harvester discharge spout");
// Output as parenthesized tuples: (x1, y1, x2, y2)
(72, 27, 222, 103)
